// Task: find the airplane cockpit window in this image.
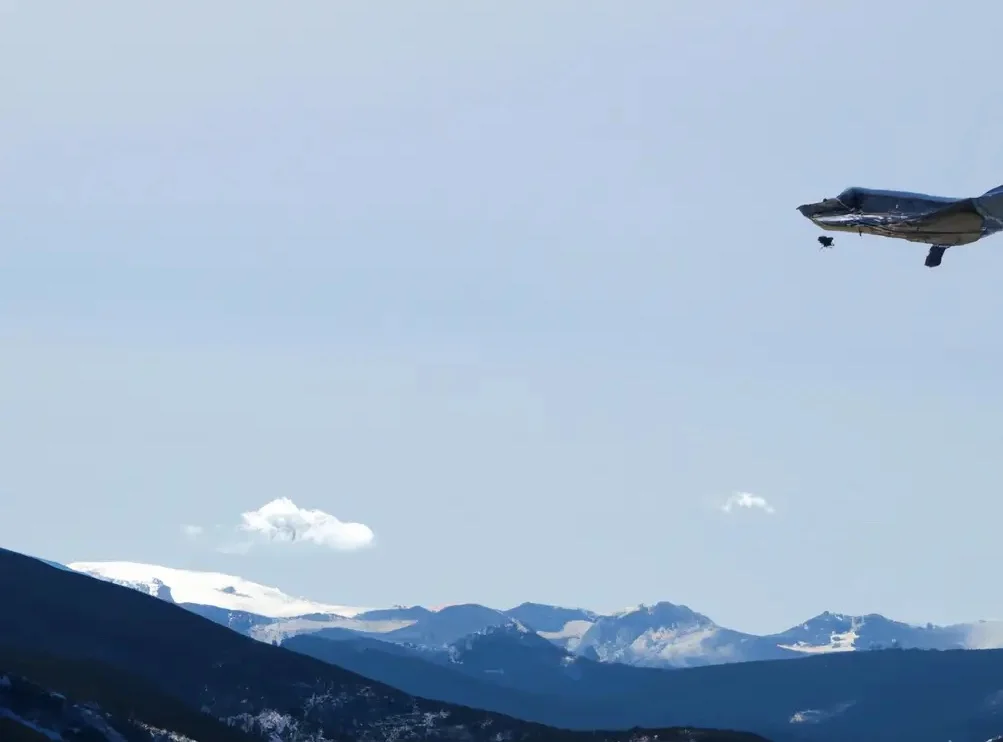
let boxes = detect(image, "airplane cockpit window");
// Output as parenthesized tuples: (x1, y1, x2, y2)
(835, 188, 862, 210)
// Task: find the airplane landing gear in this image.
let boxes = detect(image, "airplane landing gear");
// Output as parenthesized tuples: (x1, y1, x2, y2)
(925, 245, 947, 268)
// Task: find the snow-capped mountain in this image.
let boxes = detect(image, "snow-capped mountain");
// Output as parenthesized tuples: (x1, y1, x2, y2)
(574, 601, 788, 668)
(66, 559, 1003, 671)
(24, 551, 1003, 741)
(9, 548, 756, 742)
(765, 611, 973, 653)
(68, 560, 368, 618)
(504, 602, 598, 632)
(283, 623, 1003, 742)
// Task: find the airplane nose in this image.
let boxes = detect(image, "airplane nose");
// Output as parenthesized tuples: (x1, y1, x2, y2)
(798, 198, 842, 218)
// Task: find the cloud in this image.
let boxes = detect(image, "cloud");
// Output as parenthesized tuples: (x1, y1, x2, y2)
(183, 498, 375, 554)
(719, 491, 775, 515)
(233, 497, 375, 552)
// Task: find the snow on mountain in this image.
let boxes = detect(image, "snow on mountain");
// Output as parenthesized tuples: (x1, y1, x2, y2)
(503, 602, 598, 632)
(536, 619, 595, 652)
(66, 559, 1003, 670)
(770, 611, 866, 654)
(571, 606, 1003, 668)
(502, 603, 597, 652)
(498, 603, 595, 653)
(573, 601, 767, 668)
(67, 560, 367, 619)
(777, 626, 858, 654)
(250, 603, 522, 647)
(249, 615, 419, 644)
(766, 611, 980, 653)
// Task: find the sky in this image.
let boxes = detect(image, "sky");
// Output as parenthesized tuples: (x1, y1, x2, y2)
(4, 1, 1003, 635)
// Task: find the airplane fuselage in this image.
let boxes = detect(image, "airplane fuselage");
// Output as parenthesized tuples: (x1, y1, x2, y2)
(797, 185, 1003, 266)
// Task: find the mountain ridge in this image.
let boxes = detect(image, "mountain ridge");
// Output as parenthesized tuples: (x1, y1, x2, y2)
(284, 628, 1003, 741)
(69, 559, 369, 618)
(0, 547, 770, 742)
(19, 550, 1003, 740)
(68, 559, 1003, 668)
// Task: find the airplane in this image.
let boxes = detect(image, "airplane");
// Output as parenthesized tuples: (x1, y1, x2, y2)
(797, 184, 1003, 267)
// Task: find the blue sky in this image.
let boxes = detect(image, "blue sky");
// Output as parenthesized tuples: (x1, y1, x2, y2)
(4, 1, 1003, 635)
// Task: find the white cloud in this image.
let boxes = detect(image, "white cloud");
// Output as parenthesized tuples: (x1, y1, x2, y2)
(234, 497, 375, 551)
(181, 524, 204, 539)
(719, 491, 775, 515)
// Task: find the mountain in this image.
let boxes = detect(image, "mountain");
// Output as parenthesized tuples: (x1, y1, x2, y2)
(42, 552, 1003, 738)
(182, 602, 280, 635)
(573, 602, 784, 668)
(283, 633, 603, 730)
(64, 560, 1003, 669)
(68, 560, 367, 618)
(2, 548, 764, 742)
(286, 627, 1003, 742)
(289, 622, 645, 702)
(297, 603, 523, 650)
(765, 611, 974, 653)
(503, 602, 598, 652)
(0, 654, 255, 742)
(1, 671, 168, 741)
(65, 561, 431, 646)
(378, 603, 518, 646)
(356, 605, 436, 621)
(574, 605, 1003, 668)
(432, 623, 638, 697)
(504, 602, 598, 632)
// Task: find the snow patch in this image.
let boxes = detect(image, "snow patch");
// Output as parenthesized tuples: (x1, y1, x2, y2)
(639, 626, 732, 664)
(68, 561, 367, 618)
(538, 619, 594, 643)
(137, 722, 200, 741)
(789, 701, 855, 724)
(249, 616, 416, 644)
(779, 622, 859, 654)
(582, 623, 730, 668)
